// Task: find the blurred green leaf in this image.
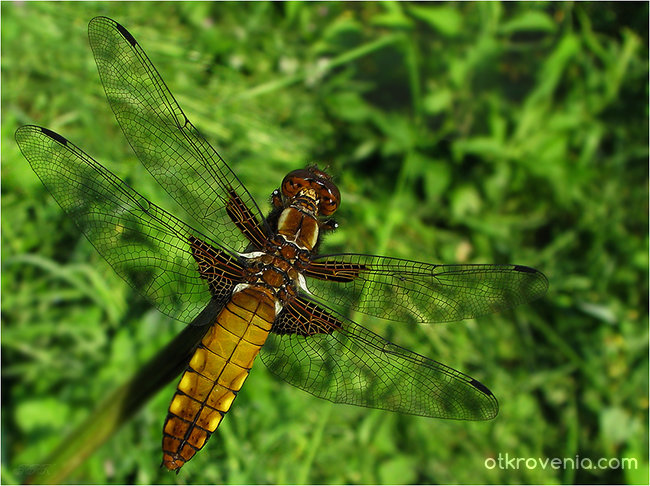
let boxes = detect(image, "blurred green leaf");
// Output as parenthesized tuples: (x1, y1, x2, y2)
(409, 5, 463, 37)
(527, 33, 580, 105)
(451, 184, 483, 219)
(372, 2, 413, 29)
(600, 407, 641, 447)
(453, 136, 508, 161)
(321, 12, 363, 47)
(423, 88, 452, 115)
(326, 91, 373, 122)
(423, 158, 451, 198)
(378, 456, 417, 484)
(499, 10, 557, 35)
(576, 301, 617, 324)
(15, 399, 71, 432)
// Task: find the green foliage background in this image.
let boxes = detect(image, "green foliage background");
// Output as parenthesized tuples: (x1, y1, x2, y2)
(2, 2, 648, 484)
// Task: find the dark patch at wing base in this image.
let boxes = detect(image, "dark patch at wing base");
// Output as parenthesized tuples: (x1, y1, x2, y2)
(225, 188, 268, 251)
(305, 260, 367, 282)
(272, 297, 341, 336)
(189, 236, 243, 303)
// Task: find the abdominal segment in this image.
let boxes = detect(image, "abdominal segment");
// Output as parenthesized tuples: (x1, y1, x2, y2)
(162, 287, 275, 471)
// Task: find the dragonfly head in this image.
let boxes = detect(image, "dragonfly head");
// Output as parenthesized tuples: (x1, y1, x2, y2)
(281, 166, 340, 216)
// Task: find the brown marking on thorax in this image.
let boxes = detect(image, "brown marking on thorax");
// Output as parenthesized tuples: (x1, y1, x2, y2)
(277, 207, 319, 251)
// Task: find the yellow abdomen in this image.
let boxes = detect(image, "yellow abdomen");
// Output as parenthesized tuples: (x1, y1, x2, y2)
(162, 287, 275, 471)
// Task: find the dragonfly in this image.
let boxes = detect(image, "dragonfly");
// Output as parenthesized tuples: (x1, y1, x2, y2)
(16, 17, 548, 472)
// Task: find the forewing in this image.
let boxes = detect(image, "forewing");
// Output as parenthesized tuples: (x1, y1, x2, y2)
(87, 16, 269, 252)
(15, 125, 241, 323)
(305, 254, 548, 323)
(261, 297, 498, 420)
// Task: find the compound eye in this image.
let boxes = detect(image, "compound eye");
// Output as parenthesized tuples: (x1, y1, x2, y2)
(282, 176, 307, 197)
(319, 190, 339, 216)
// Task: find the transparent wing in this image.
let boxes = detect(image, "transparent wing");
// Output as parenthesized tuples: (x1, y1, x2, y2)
(87, 16, 270, 253)
(305, 254, 548, 323)
(15, 125, 243, 323)
(261, 296, 498, 420)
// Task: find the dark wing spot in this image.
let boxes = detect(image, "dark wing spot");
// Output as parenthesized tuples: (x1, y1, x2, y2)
(513, 265, 536, 274)
(40, 127, 68, 145)
(469, 379, 493, 397)
(114, 19, 138, 47)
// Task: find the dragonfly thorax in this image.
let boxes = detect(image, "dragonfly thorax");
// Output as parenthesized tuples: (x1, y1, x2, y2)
(277, 206, 320, 251)
(240, 252, 304, 304)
